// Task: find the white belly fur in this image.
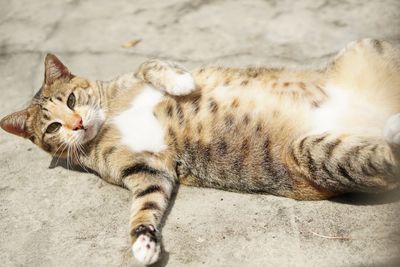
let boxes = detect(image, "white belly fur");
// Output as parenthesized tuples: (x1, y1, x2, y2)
(311, 84, 349, 134)
(311, 84, 387, 136)
(113, 86, 167, 153)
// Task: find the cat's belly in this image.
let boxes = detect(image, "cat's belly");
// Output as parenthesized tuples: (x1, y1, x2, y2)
(168, 83, 317, 195)
(176, 110, 295, 196)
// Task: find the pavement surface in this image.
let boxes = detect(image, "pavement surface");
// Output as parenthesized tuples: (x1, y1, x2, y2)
(1, 0, 400, 266)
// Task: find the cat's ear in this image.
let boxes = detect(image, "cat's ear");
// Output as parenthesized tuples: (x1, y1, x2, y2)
(0, 109, 31, 138)
(44, 53, 73, 86)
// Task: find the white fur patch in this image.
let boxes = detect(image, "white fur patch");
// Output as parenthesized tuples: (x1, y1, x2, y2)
(113, 86, 167, 153)
(384, 113, 400, 145)
(311, 84, 350, 134)
(132, 234, 160, 265)
(311, 84, 389, 136)
(166, 71, 195, 96)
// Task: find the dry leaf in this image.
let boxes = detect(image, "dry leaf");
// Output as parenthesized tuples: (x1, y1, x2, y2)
(121, 39, 141, 48)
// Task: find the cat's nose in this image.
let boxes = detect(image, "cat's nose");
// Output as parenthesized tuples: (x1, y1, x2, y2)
(72, 118, 83, 131)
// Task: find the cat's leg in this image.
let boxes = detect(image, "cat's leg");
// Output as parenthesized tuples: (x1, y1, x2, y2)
(327, 38, 400, 108)
(122, 162, 176, 265)
(287, 118, 400, 199)
(135, 59, 196, 96)
(330, 38, 400, 72)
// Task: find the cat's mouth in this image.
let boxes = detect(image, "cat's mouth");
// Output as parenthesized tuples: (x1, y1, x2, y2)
(78, 107, 105, 144)
(83, 124, 96, 141)
(78, 123, 98, 144)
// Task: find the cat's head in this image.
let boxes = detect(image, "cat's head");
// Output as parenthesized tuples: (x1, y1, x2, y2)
(0, 54, 105, 158)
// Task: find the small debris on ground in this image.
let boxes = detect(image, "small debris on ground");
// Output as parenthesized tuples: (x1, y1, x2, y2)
(121, 39, 141, 48)
(196, 237, 205, 243)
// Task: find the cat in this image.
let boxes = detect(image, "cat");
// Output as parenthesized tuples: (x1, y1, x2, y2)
(1, 38, 400, 265)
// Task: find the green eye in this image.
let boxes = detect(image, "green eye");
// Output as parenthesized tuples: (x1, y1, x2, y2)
(67, 93, 76, 110)
(46, 122, 61, 133)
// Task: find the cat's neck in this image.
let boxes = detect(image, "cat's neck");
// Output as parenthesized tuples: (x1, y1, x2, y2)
(94, 79, 113, 116)
(95, 72, 145, 116)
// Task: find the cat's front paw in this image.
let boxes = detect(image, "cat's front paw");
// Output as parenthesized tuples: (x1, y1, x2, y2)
(131, 225, 161, 265)
(384, 113, 400, 145)
(165, 70, 196, 96)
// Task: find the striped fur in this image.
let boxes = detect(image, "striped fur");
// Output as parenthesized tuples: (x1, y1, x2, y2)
(1, 39, 400, 265)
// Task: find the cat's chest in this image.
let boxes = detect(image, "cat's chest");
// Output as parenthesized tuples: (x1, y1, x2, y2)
(113, 86, 167, 153)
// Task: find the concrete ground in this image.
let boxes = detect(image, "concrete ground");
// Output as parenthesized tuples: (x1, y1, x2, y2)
(1, 0, 400, 266)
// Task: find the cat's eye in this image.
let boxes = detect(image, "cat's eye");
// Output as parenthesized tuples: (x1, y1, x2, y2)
(67, 93, 76, 110)
(46, 122, 61, 133)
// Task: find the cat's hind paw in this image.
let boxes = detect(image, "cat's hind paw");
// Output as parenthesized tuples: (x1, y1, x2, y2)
(131, 225, 161, 265)
(384, 113, 400, 145)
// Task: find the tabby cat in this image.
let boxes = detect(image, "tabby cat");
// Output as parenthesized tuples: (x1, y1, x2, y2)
(1, 38, 400, 265)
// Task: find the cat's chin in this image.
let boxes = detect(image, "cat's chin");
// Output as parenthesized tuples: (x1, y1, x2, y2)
(80, 107, 105, 144)
(82, 125, 99, 144)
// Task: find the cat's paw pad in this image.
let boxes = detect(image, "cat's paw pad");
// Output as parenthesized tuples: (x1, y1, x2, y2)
(165, 70, 196, 96)
(131, 225, 160, 265)
(384, 113, 400, 145)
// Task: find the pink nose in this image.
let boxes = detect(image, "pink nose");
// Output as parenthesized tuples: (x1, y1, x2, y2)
(72, 118, 83, 131)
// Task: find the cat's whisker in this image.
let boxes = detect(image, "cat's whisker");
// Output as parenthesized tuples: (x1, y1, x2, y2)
(66, 146, 70, 170)
(75, 145, 90, 173)
(51, 142, 66, 159)
(77, 143, 88, 158)
(84, 105, 101, 126)
(54, 142, 69, 166)
(66, 134, 80, 170)
(53, 133, 77, 168)
(53, 145, 67, 168)
(71, 145, 79, 169)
